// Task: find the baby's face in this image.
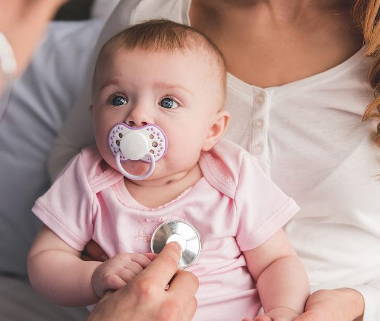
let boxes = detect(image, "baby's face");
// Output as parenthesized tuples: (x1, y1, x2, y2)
(92, 47, 225, 182)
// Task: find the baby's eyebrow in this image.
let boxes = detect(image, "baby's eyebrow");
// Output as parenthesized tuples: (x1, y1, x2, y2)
(154, 81, 193, 96)
(99, 78, 121, 92)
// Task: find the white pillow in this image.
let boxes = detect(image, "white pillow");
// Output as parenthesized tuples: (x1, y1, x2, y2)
(0, 20, 102, 276)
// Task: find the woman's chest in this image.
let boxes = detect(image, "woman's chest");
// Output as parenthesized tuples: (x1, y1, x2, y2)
(190, 2, 362, 88)
(223, 69, 379, 206)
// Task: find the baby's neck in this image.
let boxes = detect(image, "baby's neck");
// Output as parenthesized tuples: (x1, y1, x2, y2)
(124, 164, 202, 209)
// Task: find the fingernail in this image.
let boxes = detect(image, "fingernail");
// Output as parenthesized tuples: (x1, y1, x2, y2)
(166, 235, 185, 252)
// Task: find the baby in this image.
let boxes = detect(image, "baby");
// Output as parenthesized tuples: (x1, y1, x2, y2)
(28, 20, 309, 321)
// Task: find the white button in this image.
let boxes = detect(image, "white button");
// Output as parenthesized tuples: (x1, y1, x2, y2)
(254, 119, 264, 128)
(253, 143, 263, 154)
(255, 93, 265, 105)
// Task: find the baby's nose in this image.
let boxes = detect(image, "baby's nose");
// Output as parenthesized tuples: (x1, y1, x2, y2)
(125, 104, 153, 127)
(126, 119, 148, 127)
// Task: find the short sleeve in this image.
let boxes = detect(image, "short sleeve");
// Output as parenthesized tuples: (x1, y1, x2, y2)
(32, 151, 98, 251)
(235, 152, 299, 251)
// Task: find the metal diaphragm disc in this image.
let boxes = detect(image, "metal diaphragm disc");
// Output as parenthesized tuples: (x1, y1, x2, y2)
(150, 220, 201, 269)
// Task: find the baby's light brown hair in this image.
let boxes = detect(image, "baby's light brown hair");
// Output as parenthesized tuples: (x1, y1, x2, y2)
(93, 19, 227, 109)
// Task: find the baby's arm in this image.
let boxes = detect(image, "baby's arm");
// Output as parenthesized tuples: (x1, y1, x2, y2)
(244, 229, 309, 321)
(27, 225, 102, 306)
(28, 226, 154, 306)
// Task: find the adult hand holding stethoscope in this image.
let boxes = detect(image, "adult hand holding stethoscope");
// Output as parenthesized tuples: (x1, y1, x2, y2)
(87, 242, 199, 321)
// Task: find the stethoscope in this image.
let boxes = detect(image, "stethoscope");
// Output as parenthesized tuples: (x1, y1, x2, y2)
(109, 123, 202, 268)
(151, 219, 201, 269)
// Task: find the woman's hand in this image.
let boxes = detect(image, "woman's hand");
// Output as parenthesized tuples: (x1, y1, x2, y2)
(293, 288, 364, 321)
(243, 288, 364, 321)
(0, 0, 67, 79)
(87, 242, 199, 321)
(253, 306, 299, 321)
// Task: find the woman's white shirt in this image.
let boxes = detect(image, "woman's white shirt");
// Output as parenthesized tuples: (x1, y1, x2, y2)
(49, 1, 380, 320)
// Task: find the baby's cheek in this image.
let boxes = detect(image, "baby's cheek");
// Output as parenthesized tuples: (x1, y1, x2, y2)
(96, 138, 116, 169)
(166, 146, 200, 172)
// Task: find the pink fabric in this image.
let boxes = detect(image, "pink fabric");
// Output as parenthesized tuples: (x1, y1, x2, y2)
(33, 139, 299, 321)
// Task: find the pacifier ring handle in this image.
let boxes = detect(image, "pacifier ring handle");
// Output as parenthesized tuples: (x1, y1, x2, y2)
(115, 152, 156, 181)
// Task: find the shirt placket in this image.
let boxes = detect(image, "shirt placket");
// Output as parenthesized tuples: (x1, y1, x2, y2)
(251, 89, 271, 172)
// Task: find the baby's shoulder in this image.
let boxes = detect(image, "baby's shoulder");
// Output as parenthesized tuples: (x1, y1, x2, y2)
(199, 139, 263, 198)
(74, 146, 103, 175)
(63, 146, 121, 193)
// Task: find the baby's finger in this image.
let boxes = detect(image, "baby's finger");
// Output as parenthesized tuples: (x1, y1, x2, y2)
(103, 274, 127, 293)
(130, 253, 153, 267)
(122, 261, 144, 275)
(117, 268, 138, 283)
(144, 252, 156, 260)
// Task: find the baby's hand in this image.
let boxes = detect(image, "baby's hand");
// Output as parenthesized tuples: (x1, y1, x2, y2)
(91, 252, 154, 298)
(243, 307, 300, 321)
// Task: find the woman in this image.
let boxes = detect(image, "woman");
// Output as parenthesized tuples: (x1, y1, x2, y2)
(49, 0, 380, 321)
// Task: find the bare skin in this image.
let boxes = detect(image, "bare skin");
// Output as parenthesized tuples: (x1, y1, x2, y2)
(0, 0, 67, 93)
(190, 0, 363, 88)
(0, 0, 67, 75)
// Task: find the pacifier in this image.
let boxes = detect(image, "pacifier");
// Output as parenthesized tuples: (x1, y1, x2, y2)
(108, 123, 168, 180)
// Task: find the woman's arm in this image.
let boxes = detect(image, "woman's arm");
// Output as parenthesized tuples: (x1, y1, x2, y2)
(293, 288, 364, 321)
(0, 0, 67, 76)
(244, 229, 310, 319)
(244, 228, 366, 321)
(27, 225, 102, 306)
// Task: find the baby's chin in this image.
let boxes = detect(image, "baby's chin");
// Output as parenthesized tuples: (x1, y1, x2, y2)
(118, 160, 165, 182)
(121, 160, 151, 175)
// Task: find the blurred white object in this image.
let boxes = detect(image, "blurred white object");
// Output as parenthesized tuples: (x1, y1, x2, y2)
(0, 32, 17, 97)
(91, 0, 120, 19)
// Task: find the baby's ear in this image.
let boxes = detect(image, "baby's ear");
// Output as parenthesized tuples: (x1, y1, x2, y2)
(202, 110, 230, 151)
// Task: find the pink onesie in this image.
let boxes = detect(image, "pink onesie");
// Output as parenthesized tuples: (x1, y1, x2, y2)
(33, 139, 299, 321)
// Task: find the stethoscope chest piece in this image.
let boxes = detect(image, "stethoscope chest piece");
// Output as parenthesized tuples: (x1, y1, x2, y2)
(150, 220, 201, 269)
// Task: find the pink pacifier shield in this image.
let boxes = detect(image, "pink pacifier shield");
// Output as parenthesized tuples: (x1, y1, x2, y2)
(108, 123, 167, 162)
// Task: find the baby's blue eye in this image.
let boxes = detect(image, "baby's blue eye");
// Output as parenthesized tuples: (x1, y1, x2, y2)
(111, 95, 128, 106)
(159, 97, 179, 109)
